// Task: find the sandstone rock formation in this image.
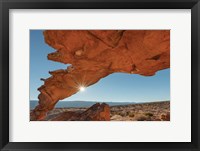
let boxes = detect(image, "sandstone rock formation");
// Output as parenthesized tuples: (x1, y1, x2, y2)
(51, 103, 110, 121)
(30, 30, 170, 120)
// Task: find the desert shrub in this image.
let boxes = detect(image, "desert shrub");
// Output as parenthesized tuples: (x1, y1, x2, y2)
(119, 111, 127, 117)
(111, 111, 117, 115)
(135, 115, 148, 121)
(160, 112, 170, 121)
(128, 112, 135, 117)
(145, 112, 153, 117)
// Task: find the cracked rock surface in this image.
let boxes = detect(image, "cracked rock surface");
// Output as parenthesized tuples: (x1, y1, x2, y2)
(30, 30, 170, 120)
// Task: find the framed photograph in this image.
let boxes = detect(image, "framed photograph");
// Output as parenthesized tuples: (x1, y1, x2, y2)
(0, 0, 200, 151)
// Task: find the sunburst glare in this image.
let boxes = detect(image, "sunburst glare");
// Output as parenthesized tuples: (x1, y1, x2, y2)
(79, 86, 86, 92)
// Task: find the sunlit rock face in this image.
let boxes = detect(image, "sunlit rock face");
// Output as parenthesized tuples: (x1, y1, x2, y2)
(51, 103, 110, 121)
(30, 30, 170, 120)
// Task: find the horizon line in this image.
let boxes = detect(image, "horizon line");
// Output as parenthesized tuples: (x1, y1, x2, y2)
(30, 99, 170, 103)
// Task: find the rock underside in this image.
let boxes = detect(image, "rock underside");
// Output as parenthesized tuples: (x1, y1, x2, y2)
(30, 30, 170, 120)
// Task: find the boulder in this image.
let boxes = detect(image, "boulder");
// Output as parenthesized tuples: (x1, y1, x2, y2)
(51, 103, 110, 121)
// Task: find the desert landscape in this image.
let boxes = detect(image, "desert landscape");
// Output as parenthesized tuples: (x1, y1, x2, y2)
(31, 101, 170, 121)
(30, 30, 170, 121)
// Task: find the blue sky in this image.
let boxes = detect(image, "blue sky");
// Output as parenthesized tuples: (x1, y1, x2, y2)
(30, 30, 170, 103)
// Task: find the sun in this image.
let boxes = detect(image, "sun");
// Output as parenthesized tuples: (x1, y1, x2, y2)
(79, 86, 86, 92)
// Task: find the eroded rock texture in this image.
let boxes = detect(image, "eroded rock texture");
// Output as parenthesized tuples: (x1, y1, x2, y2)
(51, 103, 110, 121)
(30, 30, 170, 120)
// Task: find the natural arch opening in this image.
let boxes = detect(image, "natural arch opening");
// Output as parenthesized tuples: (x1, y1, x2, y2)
(30, 30, 170, 120)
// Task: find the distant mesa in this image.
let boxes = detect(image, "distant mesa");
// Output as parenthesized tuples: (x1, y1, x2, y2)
(30, 100, 135, 109)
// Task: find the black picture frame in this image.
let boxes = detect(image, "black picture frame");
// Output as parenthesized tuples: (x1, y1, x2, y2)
(0, 0, 200, 151)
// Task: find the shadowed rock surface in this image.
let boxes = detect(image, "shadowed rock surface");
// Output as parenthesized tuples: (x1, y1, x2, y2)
(31, 30, 170, 120)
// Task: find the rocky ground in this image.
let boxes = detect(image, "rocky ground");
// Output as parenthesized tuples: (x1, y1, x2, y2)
(110, 101, 170, 121)
(35, 101, 170, 121)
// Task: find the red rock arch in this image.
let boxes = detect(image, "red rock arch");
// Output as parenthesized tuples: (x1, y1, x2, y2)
(30, 30, 170, 120)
